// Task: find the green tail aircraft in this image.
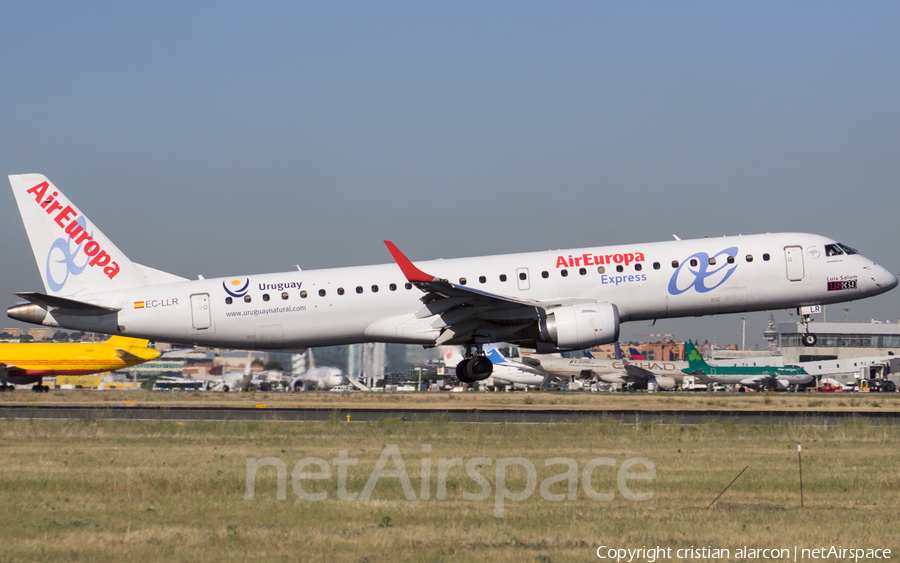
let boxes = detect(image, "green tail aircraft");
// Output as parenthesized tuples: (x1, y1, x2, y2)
(683, 341, 812, 390)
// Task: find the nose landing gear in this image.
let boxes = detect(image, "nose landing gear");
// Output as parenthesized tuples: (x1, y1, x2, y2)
(798, 305, 820, 347)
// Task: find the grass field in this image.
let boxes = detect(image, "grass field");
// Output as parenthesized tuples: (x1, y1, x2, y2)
(1, 415, 898, 562)
(2, 388, 899, 413)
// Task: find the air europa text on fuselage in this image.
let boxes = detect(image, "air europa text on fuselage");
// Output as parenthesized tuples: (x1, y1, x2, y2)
(555, 252, 645, 268)
(24, 182, 120, 280)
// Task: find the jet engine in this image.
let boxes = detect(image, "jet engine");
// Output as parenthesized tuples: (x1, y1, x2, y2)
(648, 375, 677, 391)
(537, 303, 619, 351)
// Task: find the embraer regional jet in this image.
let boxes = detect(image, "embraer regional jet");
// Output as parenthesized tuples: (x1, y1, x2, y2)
(7, 174, 898, 384)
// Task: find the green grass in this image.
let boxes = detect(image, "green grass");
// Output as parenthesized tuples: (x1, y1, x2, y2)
(1, 418, 898, 562)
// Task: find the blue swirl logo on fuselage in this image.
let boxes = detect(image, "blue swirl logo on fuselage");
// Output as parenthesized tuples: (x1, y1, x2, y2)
(668, 247, 739, 295)
(223, 278, 250, 297)
(45, 217, 91, 292)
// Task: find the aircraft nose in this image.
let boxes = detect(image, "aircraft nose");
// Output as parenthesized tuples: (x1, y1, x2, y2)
(881, 267, 899, 291)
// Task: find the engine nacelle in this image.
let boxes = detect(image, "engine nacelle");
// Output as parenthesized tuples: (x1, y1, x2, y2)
(538, 303, 619, 351)
(648, 375, 677, 391)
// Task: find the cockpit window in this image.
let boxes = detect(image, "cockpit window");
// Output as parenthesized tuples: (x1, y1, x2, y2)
(825, 244, 844, 256)
(837, 243, 859, 255)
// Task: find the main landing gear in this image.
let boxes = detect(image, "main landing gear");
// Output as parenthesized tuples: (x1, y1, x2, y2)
(456, 345, 493, 384)
(31, 384, 50, 393)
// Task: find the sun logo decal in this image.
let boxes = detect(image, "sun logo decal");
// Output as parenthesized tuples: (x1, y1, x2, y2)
(223, 278, 250, 297)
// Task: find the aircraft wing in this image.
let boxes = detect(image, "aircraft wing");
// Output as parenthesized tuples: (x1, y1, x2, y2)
(384, 241, 597, 346)
(621, 358, 657, 381)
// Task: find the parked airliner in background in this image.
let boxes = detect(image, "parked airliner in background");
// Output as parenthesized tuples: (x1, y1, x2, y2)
(522, 348, 687, 390)
(683, 342, 812, 390)
(0, 335, 160, 391)
(7, 174, 898, 383)
(290, 349, 349, 391)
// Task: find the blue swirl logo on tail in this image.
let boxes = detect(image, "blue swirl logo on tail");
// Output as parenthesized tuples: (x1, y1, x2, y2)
(668, 247, 739, 295)
(223, 278, 250, 297)
(45, 217, 90, 292)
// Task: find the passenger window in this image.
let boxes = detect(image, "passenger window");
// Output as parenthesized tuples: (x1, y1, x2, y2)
(653, 262, 660, 270)
(459, 278, 467, 285)
(371, 285, 379, 293)
(576, 268, 584, 275)
(746, 255, 753, 262)
(708, 258, 716, 266)
(244, 295, 252, 303)
(635, 263, 642, 271)
(405, 283, 412, 290)
(616, 265, 624, 273)
(672, 260, 679, 268)
(318, 289, 326, 297)
(478, 276, 486, 284)
(560, 270, 568, 277)
(225, 297, 233, 305)
(597, 266, 605, 274)
(541, 271, 549, 279)
(389, 283, 397, 291)
(763, 253, 770, 261)
(727, 256, 735, 264)
(690, 258, 698, 267)
(500, 274, 507, 282)
(263, 294, 270, 301)
(281, 292, 289, 300)
(356, 286, 363, 294)
(519, 272, 527, 281)
(337, 288, 344, 296)
(300, 291, 308, 298)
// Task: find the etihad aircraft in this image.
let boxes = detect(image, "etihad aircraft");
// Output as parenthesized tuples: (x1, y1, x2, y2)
(0, 335, 160, 391)
(683, 342, 812, 390)
(7, 174, 898, 383)
(521, 347, 687, 390)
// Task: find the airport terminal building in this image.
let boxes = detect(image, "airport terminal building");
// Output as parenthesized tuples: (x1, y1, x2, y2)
(778, 321, 900, 363)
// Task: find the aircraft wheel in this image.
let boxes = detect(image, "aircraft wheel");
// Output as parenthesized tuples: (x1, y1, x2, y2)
(466, 356, 493, 382)
(802, 333, 817, 347)
(456, 359, 472, 383)
(0, 386, 6, 393)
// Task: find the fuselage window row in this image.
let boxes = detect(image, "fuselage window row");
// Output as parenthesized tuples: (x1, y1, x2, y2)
(223, 250, 772, 306)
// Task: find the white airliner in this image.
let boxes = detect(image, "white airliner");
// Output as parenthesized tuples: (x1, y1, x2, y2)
(7, 174, 898, 383)
(289, 350, 348, 391)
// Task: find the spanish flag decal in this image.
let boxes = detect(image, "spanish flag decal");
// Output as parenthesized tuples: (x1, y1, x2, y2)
(134, 301, 145, 309)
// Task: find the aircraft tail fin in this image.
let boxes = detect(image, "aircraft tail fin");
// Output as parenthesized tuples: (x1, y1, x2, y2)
(485, 348, 509, 365)
(684, 342, 709, 370)
(628, 347, 646, 360)
(8, 174, 186, 297)
(440, 346, 463, 368)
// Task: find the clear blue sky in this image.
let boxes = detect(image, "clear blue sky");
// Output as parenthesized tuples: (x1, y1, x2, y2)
(2, 2, 898, 347)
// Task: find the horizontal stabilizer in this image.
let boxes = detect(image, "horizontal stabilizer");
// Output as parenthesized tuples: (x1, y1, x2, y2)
(15, 292, 120, 315)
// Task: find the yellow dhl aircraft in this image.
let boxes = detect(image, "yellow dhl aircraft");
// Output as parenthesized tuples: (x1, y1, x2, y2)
(0, 335, 160, 392)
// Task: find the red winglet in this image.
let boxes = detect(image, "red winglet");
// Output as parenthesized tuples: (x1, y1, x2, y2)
(383, 240, 437, 283)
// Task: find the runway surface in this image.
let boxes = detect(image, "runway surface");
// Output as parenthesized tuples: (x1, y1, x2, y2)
(2, 404, 898, 424)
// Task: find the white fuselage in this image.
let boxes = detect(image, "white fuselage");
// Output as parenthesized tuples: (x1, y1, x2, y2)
(31, 233, 897, 350)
